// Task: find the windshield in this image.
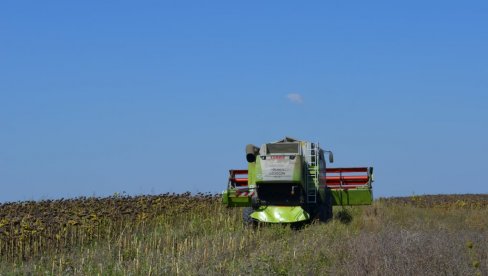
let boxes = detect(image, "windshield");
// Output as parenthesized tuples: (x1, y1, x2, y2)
(266, 143, 299, 154)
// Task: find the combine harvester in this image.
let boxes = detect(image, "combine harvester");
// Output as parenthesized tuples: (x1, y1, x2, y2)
(222, 137, 374, 224)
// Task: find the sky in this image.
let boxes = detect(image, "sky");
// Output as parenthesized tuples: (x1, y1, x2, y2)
(1, 1, 487, 202)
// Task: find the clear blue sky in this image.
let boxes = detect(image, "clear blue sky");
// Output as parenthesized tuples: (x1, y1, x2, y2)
(1, 1, 487, 202)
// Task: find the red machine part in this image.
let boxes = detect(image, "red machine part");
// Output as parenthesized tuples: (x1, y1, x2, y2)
(323, 167, 372, 190)
(228, 167, 372, 190)
(228, 170, 249, 187)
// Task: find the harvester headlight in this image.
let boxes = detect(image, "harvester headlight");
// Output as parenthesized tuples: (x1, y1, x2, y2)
(260, 156, 266, 160)
(289, 155, 295, 160)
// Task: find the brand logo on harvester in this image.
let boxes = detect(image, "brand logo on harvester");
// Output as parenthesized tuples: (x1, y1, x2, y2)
(270, 155, 285, 160)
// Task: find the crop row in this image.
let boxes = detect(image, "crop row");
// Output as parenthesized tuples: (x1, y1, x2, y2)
(379, 194, 488, 209)
(0, 192, 219, 261)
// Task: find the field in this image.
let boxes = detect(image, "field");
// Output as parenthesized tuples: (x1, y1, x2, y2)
(1, 193, 487, 275)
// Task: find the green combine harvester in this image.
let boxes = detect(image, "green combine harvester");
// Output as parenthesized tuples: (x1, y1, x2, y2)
(222, 137, 374, 224)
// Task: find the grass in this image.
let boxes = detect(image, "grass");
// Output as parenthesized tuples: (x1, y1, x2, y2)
(1, 193, 487, 275)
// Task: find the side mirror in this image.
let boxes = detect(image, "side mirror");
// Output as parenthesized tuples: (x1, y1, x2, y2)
(328, 151, 334, 163)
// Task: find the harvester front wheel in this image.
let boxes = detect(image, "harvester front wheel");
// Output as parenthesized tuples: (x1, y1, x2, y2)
(318, 191, 333, 223)
(242, 207, 256, 226)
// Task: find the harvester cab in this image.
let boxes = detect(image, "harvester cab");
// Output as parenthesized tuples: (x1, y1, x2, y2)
(222, 137, 374, 224)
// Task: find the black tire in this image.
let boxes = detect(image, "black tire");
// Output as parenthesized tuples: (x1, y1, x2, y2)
(242, 207, 255, 226)
(318, 190, 333, 223)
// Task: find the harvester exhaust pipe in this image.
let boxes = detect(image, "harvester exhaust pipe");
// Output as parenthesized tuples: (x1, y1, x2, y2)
(245, 144, 260, 163)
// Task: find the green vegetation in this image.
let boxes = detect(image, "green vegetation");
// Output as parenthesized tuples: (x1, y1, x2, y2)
(1, 194, 487, 275)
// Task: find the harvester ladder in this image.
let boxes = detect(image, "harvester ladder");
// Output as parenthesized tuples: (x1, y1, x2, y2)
(306, 142, 319, 203)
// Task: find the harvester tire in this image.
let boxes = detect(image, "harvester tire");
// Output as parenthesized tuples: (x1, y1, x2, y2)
(242, 207, 255, 226)
(318, 191, 333, 223)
